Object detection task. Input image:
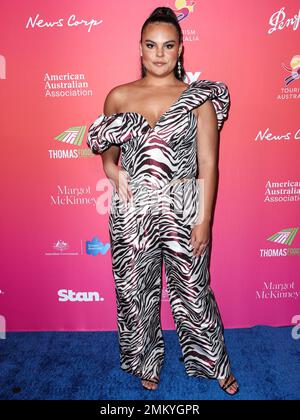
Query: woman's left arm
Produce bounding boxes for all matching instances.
[190,100,219,256]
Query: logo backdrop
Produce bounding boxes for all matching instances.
[0,0,299,331]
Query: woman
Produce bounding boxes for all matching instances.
[87,7,239,395]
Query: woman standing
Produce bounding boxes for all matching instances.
[87,7,239,395]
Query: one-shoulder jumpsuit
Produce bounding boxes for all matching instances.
[87,79,232,384]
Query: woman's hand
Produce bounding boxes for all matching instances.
[189,220,211,257]
[108,165,133,204]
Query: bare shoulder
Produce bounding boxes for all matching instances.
[104,80,145,114]
[103,82,133,115]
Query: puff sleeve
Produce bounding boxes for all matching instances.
[193,80,230,130]
[86,113,134,155]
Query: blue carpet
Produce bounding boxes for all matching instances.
[0,326,299,400]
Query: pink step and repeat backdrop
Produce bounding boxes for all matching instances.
[1,0,299,332]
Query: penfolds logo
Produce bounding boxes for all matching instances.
[268,6,300,34]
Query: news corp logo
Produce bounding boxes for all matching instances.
[25,13,102,33]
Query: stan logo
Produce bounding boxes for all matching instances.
[86,237,110,256]
[267,227,298,245]
[55,126,86,146]
[58,289,104,302]
[282,55,300,86]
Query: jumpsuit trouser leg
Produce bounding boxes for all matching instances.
[159,179,232,380]
[109,193,165,384]
[160,213,232,380]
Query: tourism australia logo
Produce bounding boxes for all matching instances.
[174,0,195,22]
[282,55,300,86]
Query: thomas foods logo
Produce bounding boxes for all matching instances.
[55,126,86,146]
[267,227,298,246]
[260,227,300,257]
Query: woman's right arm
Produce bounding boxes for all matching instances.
[100,87,132,203]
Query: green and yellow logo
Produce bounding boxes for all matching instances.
[267,227,299,245]
[55,126,86,146]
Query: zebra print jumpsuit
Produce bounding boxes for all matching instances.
[87,79,232,383]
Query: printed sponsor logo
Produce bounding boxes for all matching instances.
[58,289,104,302]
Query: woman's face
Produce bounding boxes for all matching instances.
[140,22,182,77]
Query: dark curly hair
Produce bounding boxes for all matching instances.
[140,7,186,81]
